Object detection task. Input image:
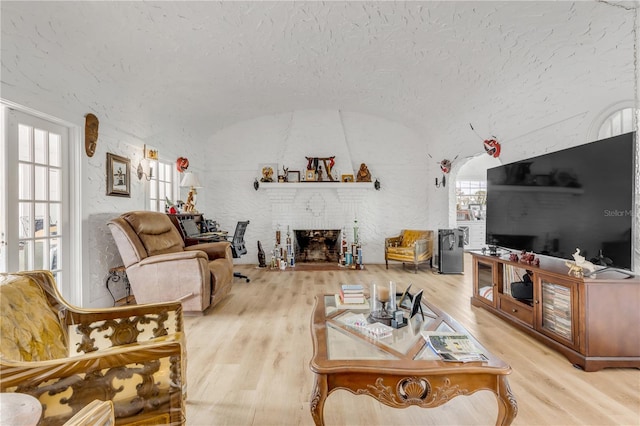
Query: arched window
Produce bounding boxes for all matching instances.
[597,107,635,139]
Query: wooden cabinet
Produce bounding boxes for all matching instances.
[471,251,640,371]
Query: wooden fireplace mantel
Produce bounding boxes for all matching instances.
[259,182,374,203]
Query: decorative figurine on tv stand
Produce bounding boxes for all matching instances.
[519,250,540,266]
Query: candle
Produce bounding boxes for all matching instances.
[377,286,390,302]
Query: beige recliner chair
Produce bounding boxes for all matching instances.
[108,211,233,314]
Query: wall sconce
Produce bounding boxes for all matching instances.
[374,178,381,190]
[181,172,202,213]
[137,160,153,181]
[137,144,157,181]
[435,176,446,188]
[254,178,259,191]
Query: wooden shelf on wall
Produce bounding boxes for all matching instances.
[258,181,375,204]
[258,182,374,189]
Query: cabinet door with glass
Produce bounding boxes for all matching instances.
[473,257,498,307]
[534,273,579,350]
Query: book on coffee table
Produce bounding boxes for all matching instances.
[421,331,488,362]
[334,294,369,309]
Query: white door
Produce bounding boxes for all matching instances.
[1,108,69,290]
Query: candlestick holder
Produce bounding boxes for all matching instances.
[368,281,396,326]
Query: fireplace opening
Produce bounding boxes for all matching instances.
[295,230,341,263]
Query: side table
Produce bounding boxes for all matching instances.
[0,393,42,426]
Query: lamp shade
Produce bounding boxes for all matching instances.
[180,172,201,188]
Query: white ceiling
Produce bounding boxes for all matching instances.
[1,1,637,151]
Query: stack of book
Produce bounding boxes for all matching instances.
[339,284,365,304]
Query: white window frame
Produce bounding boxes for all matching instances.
[148,158,177,212]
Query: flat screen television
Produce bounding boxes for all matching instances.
[486,131,635,271]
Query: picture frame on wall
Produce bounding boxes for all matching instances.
[287,170,301,183]
[106,153,131,197]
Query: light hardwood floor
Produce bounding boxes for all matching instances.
[184,255,640,425]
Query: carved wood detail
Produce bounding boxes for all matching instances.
[75,312,170,354]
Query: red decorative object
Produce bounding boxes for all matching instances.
[509,253,519,262]
[176,157,189,172]
[519,251,539,265]
[439,159,452,174]
[483,139,501,158]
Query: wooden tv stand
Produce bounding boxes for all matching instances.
[470,251,640,372]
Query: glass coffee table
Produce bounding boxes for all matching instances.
[309,294,517,425]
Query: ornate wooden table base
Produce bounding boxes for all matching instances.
[311,372,516,426]
[309,295,517,425]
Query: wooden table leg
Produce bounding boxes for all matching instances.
[310,373,328,426]
[495,375,518,426]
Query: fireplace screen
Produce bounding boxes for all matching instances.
[294,230,341,263]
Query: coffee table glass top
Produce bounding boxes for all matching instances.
[323,294,457,361]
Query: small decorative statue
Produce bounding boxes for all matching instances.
[257,241,267,268]
[356,163,372,182]
[565,248,597,278]
[519,251,539,266]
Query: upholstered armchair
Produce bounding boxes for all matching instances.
[108,211,234,314]
[385,229,435,273]
[0,270,185,425]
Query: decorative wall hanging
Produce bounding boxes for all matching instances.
[470,123,502,158]
[106,153,131,197]
[84,113,99,157]
[428,154,458,188]
[176,157,189,172]
[144,144,158,160]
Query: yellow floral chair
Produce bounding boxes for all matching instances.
[0,270,186,425]
[385,230,435,273]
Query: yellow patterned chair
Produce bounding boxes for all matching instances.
[0,270,186,425]
[385,230,435,273]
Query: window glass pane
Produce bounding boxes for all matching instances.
[50,203,61,236]
[150,179,158,199]
[18,124,32,162]
[49,133,61,167]
[50,238,60,270]
[49,169,61,201]
[19,163,32,199]
[34,129,47,164]
[19,203,32,238]
[621,108,633,132]
[158,162,165,180]
[35,238,49,270]
[611,111,622,136]
[34,166,47,200]
[159,184,166,201]
[35,203,47,237]
[19,240,31,271]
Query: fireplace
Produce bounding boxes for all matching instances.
[295,230,341,263]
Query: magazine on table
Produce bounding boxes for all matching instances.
[421,331,488,362]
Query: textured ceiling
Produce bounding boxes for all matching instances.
[1,1,637,150]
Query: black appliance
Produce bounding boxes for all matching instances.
[486,132,635,271]
[438,228,464,274]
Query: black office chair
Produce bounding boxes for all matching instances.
[227,220,250,282]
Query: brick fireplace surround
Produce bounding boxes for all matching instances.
[260,182,373,263]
